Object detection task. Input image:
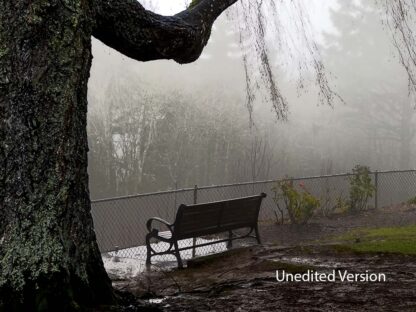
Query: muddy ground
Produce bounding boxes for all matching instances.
[113,205,416,311]
[258,203,416,246]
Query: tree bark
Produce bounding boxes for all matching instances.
[0,1,115,310]
[0,0,237,310]
[92,0,238,63]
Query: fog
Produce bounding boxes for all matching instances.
[87,0,416,199]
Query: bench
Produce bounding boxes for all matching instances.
[145,193,267,268]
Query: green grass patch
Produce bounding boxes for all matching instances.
[329,225,416,255]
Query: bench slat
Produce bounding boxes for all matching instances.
[174,194,264,240]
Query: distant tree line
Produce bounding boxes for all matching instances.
[87,78,277,199]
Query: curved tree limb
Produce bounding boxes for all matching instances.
[92,0,238,64]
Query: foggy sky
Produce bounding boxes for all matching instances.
[87,0,416,195]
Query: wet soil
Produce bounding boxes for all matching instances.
[113,205,416,311]
[258,203,416,246]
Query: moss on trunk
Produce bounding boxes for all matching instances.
[0,0,113,310]
[0,0,236,309]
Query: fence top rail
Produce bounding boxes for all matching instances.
[196,173,353,190]
[91,169,416,204]
[92,187,195,203]
[373,169,416,174]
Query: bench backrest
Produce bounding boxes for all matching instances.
[173,193,266,240]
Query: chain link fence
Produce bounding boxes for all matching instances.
[92,170,416,264]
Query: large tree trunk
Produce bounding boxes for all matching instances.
[0,1,113,310]
[0,0,237,310]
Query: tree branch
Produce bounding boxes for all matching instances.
[92,0,238,64]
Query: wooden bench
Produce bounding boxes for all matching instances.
[145,193,267,268]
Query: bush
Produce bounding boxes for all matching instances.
[407,196,416,205]
[272,180,320,224]
[319,180,343,217]
[334,196,349,214]
[348,165,375,213]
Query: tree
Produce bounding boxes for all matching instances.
[323,0,416,170]
[0,0,238,310]
[105,78,161,195]
[2,0,416,310]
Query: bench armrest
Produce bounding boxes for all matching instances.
[146,217,173,234]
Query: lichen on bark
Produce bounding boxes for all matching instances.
[0,0,113,309]
[0,0,237,310]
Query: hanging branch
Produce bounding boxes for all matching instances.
[228,0,343,122]
[379,0,416,99]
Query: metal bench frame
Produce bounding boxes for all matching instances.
[145,193,267,268]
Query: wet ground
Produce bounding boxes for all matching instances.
[118,245,416,311]
[258,203,416,246]
[111,205,416,311]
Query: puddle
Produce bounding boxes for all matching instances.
[148,297,167,304]
[276,256,346,269]
[103,237,228,278]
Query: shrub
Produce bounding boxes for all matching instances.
[407,196,416,205]
[348,165,375,213]
[319,179,343,217]
[271,184,285,224]
[272,180,320,224]
[334,196,349,214]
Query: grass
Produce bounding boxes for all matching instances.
[330,225,416,255]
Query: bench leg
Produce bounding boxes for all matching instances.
[227,230,233,249]
[255,226,262,245]
[173,240,183,269]
[146,235,152,269]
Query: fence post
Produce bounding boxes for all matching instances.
[173,181,178,215]
[192,185,198,258]
[193,185,198,205]
[374,171,378,210]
